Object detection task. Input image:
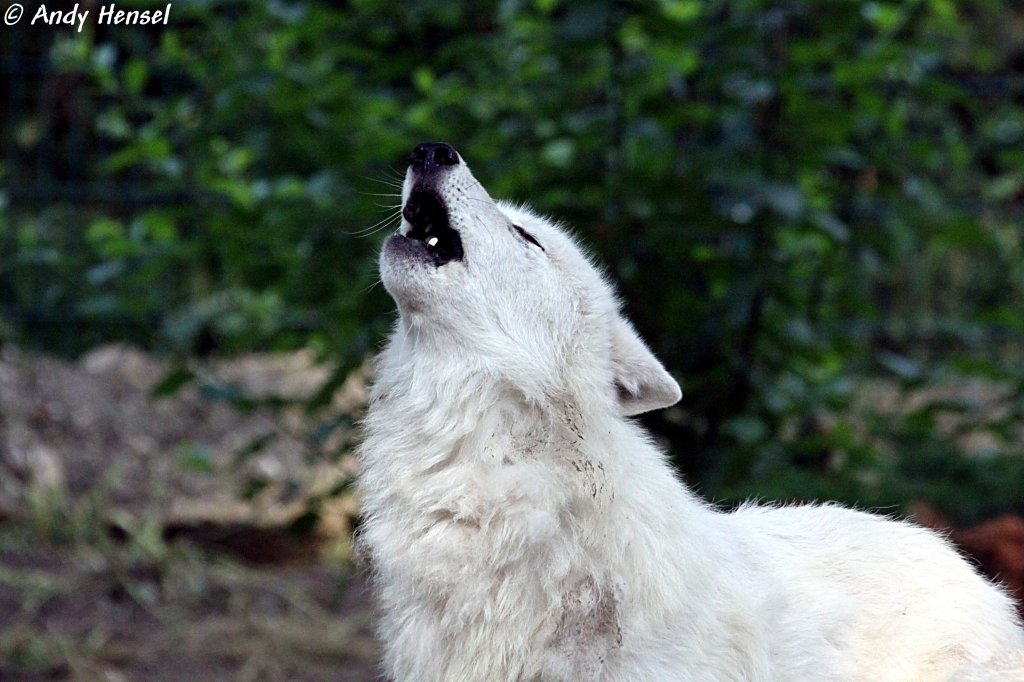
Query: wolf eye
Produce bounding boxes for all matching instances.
[513,224,545,251]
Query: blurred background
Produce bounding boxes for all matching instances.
[2,0,1024,679]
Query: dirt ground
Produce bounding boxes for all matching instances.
[0,345,380,681]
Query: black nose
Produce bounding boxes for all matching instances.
[409,142,459,170]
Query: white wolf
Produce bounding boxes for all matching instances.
[357,142,1024,682]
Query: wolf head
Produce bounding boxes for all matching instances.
[379,142,680,417]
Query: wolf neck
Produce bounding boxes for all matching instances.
[366,326,608,465]
[360,326,717,664]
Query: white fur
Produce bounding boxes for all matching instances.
[358,149,1024,681]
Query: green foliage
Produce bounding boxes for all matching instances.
[3,0,1023,513]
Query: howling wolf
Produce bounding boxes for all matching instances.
[357,142,1024,682]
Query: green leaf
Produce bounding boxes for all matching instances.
[232,433,277,467]
[176,443,214,474]
[151,367,196,398]
[123,58,148,94]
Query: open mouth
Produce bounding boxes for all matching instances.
[401,189,464,266]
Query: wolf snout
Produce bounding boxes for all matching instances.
[409,142,460,171]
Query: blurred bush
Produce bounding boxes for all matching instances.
[2,0,1023,519]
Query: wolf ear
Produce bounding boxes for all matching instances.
[611,316,682,416]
